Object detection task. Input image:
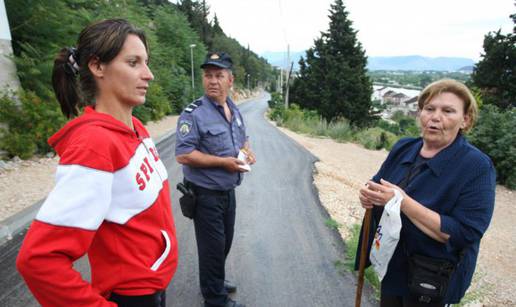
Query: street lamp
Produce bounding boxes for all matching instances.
[189,44,196,101]
[246,74,250,90]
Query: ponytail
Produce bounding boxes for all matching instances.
[52,47,81,118]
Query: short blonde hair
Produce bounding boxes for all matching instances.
[418,79,478,133]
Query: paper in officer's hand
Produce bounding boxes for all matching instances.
[237,150,251,172]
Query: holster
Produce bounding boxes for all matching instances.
[176,181,196,219]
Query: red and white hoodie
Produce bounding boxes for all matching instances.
[16,106,178,307]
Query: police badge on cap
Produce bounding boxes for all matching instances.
[200,52,233,70]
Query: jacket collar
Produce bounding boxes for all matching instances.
[204,95,235,110]
[401,134,465,177]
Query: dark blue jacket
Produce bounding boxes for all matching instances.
[356,134,496,303]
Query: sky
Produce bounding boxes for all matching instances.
[201,0,514,61]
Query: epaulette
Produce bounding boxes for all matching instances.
[184,99,203,113]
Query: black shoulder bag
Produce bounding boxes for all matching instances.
[407,253,456,304]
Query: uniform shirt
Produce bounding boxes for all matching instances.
[175,95,247,191]
[370,135,496,303]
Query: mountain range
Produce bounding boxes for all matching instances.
[260,51,475,72]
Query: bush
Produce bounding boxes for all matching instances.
[268,103,397,151]
[354,127,398,150]
[268,92,283,109]
[326,119,354,142]
[0,91,66,158]
[468,105,516,189]
[377,119,401,135]
[389,111,419,137]
[0,132,36,160]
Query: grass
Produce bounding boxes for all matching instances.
[329,223,382,300]
[345,225,381,296]
[325,218,342,230]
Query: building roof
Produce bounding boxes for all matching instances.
[404,96,419,104]
[392,92,408,99]
[383,90,396,97]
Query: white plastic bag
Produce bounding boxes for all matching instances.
[369,189,403,281]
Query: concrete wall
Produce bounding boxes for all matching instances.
[0,0,11,41]
[0,0,21,92]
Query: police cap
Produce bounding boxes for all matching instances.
[200,52,233,70]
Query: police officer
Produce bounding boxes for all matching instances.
[175,52,256,307]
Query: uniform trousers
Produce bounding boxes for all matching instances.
[192,184,236,307]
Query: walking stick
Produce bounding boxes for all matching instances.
[355,208,372,307]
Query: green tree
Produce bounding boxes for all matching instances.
[6,0,88,100]
[419,74,433,88]
[469,105,516,189]
[2,0,276,159]
[471,3,515,109]
[212,14,224,34]
[176,0,277,89]
[291,0,375,126]
[152,5,206,111]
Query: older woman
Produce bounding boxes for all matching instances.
[356,79,496,306]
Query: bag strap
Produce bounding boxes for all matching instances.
[398,158,427,189]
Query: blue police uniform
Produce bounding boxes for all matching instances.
[175,94,247,307]
[176,95,247,190]
[356,134,496,304]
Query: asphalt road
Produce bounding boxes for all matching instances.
[0,93,375,307]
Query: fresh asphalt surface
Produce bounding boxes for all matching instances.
[0,93,375,307]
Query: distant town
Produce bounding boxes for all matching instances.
[369,69,472,120]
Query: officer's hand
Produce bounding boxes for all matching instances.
[243,148,256,165]
[221,157,248,173]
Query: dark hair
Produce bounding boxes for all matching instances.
[52,19,148,118]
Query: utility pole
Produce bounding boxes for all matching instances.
[279,67,283,96]
[277,71,281,93]
[189,44,196,101]
[285,61,293,109]
[284,44,290,109]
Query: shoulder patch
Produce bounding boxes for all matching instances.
[184,99,203,113]
[179,120,193,137]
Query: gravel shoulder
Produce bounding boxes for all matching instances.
[274,124,515,307]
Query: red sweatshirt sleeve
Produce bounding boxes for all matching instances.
[16,146,116,306]
[17,221,116,307]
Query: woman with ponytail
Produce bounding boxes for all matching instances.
[16,19,178,307]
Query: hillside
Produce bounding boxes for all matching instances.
[367,55,474,71]
[261,52,475,72]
